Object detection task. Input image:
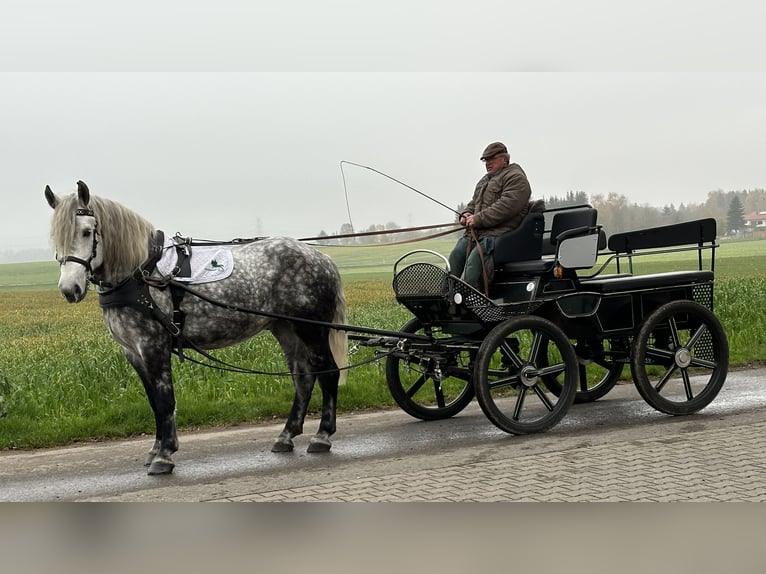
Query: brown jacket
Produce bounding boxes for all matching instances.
[464,163,532,239]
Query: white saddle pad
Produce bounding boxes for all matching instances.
[155,236,234,283]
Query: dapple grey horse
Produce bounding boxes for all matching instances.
[46,181,347,475]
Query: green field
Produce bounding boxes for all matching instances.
[0,238,764,449]
[4,237,765,288]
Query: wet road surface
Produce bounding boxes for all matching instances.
[1,367,764,501]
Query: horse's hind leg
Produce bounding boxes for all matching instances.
[271,368,315,453]
[271,324,340,454]
[307,366,339,453]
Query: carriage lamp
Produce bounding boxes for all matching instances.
[554,264,564,279]
[454,292,463,305]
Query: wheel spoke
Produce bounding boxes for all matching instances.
[528,331,544,365]
[645,345,674,364]
[532,384,555,411]
[687,323,709,349]
[668,316,682,348]
[487,373,521,390]
[535,362,567,379]
[654,363,678,393]
[500,339,524,369]
[681,368,694,400]
[689,357,717,369]
[405,373,428,398]
[594,357,615,370]
[512,387,528,420]
[578,364,588,392]
[433,379,446,408]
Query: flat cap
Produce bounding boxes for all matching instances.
[480,142,508,160]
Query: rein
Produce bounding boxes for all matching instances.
[96,253,432,378]
[145,278,425,377]
[79,215,450,378]
[164,222,462,249]
[299,222,461,245]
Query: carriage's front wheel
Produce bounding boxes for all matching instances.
[385,318,476,421]
[631,300,729,416]
[474,316,578,435]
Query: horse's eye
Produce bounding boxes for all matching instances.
[83,229,92,238]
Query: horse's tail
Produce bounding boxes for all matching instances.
[329,286,349,385]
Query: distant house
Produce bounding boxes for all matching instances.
[744,211,766,238]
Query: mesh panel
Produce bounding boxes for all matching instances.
[694,326,716,362]
[452,279,542,322]
[393,263,450,298]
[691,282,715,360]
[394,263,542,325]
[692,283,714,310]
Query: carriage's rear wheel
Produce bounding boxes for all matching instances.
[474,316,578,435]
[540,338,624,403]
[631,300,729,416]
[385,318,475,421]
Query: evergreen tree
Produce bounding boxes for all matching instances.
[726,195,746,235]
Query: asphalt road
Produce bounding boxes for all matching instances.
[1,367,765,502]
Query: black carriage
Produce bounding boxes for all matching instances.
[373,205,728,435]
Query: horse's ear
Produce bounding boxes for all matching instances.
[45,185,59,209]
[76,180,90,206]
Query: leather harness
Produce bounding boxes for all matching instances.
[96,230,192,360]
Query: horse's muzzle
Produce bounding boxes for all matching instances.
[60,282,86,303]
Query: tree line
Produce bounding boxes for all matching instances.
[567,188,766,238]
[315,188,766,245]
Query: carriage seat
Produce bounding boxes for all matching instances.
[494,206,600,277]
[583,218,717,292]
[493,208,545,267]
[584,270,714,293]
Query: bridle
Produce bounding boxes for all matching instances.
[57,207,100,277]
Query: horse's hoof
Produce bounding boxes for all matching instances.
[271,438,294,453]
[307,437,332,453]
[147,458,175,475]
[144,452,156,467]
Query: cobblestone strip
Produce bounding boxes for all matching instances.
[224,422,766,502]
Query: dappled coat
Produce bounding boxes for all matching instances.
[464,163,532,239]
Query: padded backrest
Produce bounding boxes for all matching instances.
[541,207,598,255]
[493,211,545,266]
[550,208,598,244]
[607,218,717,253]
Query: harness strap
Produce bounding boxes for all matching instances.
[62,255,93,273]
[169,284,187,361]
[98,230,187,355]
[171,235,193,278]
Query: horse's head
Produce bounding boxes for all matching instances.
[45,180,103,303]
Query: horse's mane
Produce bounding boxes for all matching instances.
[50,194,155,279]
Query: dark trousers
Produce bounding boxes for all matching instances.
[448,235,495,289]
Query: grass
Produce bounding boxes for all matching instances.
[0,238,764,449]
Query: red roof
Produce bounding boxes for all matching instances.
[744,211,766,221]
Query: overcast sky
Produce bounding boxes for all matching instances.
[1,2,764,252]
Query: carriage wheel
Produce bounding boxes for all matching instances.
[631,300,729,416]
[540,338,624,403]
[385,318,475,421]
[474,316,578,435]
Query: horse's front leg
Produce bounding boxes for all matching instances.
[121,341,178,475]
[144,385,178,475]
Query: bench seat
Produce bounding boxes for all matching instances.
[583,270,713,293]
